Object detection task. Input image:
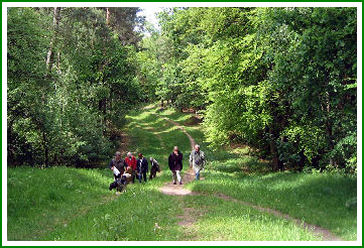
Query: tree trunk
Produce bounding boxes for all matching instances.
[99,98,107,133]
[269,140,279,171]
[7,118,15,164]
[46,7,61,73]
[106,8,111,26]
[56,51,61,73]
[268,125,283,172]
[42,131,49,168]
[323,90,336,167]
[103,98,107,130]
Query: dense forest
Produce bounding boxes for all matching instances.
[8,7,145,167]
[7,7,357,173]
[139,7,357,173]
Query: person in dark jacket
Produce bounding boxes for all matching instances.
[137,153,149,183]
[108,151,126,191]
[109,151,125,175]
[168,146,183,185]
[149,157,160,180]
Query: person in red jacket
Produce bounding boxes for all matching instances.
[124,152,137,183]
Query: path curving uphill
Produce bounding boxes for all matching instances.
[157,113,342,241]
[158,115,197,196]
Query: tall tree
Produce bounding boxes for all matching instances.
[8,7,144,167]
[138,7,357,173]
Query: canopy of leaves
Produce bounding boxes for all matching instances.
[8,7,144,167]
[138,7,357,173]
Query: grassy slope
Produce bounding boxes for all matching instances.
[7,105,355,241]
[8,108,188,241]
[7,167,114,240]
[157,107,357,241]
[182,195,318,241]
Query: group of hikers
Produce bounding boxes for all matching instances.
[108,144,206,191]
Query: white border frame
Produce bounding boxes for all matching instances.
[2,2,362,246]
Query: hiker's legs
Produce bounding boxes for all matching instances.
[176,170,182,183]
[193,167,200,180]
[143,171,147,182]
[172,170,177,183]
[138,172,142,183]
[132,170,135,183]
[195,170,200,180]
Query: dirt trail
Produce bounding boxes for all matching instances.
[157,113,342,241]
[159,116,197,196]
[161,117,196,150]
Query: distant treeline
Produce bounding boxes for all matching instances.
[138,7,357,173]
[7,7,145,167]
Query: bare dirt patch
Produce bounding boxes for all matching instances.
[176,206,207,240]
[177,207,196,227]
[160,168,199,196]
[160,183,196,196]
[184,116,203,126]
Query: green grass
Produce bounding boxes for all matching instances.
[7,166,113,240]
[187,171,357,240]
[7,106,190,241]
[45,179,185,241]
[182,195,320,241]
[156,107,357,241]
[7,105,357,241]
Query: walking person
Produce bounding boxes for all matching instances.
[168,146,183,185]
[137,153,149,183]
[124,152,137,183]
[108,151,126,191]
[149,157,160,180]
[189,144,205,180]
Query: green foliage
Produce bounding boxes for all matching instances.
[138,7,357,173]
[9,106,354,241]
[279,123,327,166]
[170,108,357,240]
[7,105,193,241]
[7,7,143,167]
[9,6,357,172]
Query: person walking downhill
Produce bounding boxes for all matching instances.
[189,144,205,180]
[168,146,183,185]
[136,153,148,183]
[124,152,137,183]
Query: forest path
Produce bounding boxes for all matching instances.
[155,109,342,241]
[159,114,196,196]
